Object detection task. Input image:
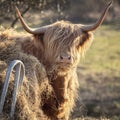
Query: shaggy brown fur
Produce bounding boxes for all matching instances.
[40,21,93,119]
[0,30,53,120]
[0,21,93,120]
[23,21,93,119]
[22,21,93,119]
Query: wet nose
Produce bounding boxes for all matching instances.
[59,55,72,63]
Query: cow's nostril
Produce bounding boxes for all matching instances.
[60,55,64,60]
[60,55,71,61]
[68,56,71,60]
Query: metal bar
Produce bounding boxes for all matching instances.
[0,60,25,117]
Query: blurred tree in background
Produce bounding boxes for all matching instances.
[0,0,119,27]
[66,0,119,23]
[0,0,69,27]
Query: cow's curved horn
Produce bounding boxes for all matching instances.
[15,7,51,34]
[81,1,112,32]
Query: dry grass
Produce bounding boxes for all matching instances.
[0,31,53,120]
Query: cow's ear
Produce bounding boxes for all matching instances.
[33,34,45,51]
[78,32,93,54]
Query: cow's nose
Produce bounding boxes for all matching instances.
[59,55,72,63]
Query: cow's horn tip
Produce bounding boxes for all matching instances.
[15,6,21,17]
[108,1,113,7]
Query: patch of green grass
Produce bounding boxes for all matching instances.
[80,25,120,76]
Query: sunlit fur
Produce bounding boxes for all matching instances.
[0,30,53,120]
[22,21,93,119]
[0,20,93,119]
[43,21,93,70]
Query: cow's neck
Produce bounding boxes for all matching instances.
[47,69,72,105]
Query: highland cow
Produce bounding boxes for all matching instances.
[0,1,112,120]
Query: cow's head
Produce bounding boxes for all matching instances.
[16,1,112,74]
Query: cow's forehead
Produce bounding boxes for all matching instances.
[44,21,82,46]
[50,21,82,33]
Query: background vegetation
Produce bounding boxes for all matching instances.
[0,0,120,120]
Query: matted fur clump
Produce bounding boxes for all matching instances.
[0,30,53,120]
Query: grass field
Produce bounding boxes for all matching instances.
[73,24,120,120]
[80,25,120,75]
